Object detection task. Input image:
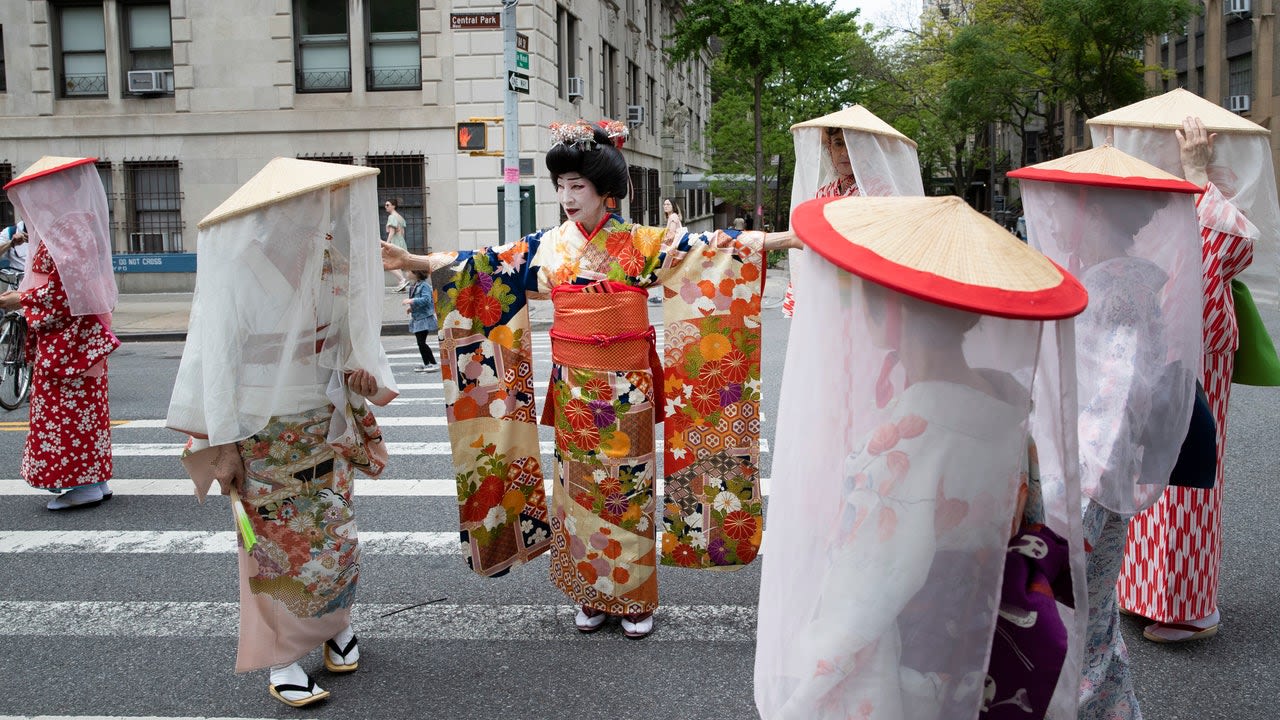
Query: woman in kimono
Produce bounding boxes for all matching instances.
[167,158,398,707]
[780,105,924,317]
[756,194,1088,720]
[1011,144,1205,719]
[1090,100,1264,643]
[0,157,119,510]
[382,119,798,639]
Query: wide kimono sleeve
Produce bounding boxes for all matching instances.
[651,227,768,569]
[20,249,120,378]
[1198,181,1257,357]
[433,232,553,577]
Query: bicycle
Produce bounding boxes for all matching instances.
[0,268,32,410]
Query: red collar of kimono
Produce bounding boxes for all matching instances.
[575,213,620,241]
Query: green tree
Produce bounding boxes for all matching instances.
[669,0,869,231]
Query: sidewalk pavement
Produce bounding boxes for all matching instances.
[111,270,792,342]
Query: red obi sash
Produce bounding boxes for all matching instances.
[540,281,664,426]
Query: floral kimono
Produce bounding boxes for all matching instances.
[21,242,120,490]
[434,215,765,613]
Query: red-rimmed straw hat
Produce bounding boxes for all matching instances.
[1008,144,1203,193]
[791,194,1087,320]
[3,156,98,190]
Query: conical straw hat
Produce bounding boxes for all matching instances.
[3,156,97,191]
[791,195,1087,320]
[791,105,916,147]
[1008,144,1202,193]
[200,157,380,228]
[1087,88,1268,135]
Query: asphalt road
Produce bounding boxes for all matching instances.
[0,303,1277,720]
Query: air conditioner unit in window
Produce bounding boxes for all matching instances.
[567,76,585,100]
[627,104,645,126]
[127,69,174,95]
[129,232,166,253]
[1229,94,1251,113]
[1227,0,1251,14]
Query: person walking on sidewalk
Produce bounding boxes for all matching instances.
[403,269,439,372]
[167,158,398,708]
[384,197,411,292]
[0,157,120,511]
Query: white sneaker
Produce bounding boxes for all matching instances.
[47,484,105,511]
[413,365,430,373]
[425,363,439,372]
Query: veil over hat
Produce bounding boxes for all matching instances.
[1011,145,1203,515]
[1088,88,1278,302]
[757,195,1087,720]
[785,106,926,317]
[167,158,397,449]
[4,156,117,317]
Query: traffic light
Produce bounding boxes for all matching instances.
[456,122,487,151]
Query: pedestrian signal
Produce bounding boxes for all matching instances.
[457,122,487,151]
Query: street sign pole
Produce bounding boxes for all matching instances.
[502,0,520,244]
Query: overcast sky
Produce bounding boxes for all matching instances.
[832,0,922,32]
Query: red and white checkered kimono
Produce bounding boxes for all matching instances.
[780,176,859,317]
[1117,182,1255,622]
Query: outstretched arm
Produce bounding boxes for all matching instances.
[381,241,457,273]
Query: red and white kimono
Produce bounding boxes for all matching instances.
[781,176,858,317]
[20,242,119,490]
[1118,182,1256,621]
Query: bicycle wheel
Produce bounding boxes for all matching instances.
[0,315,27,411]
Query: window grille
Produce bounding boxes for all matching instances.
[0,164,12,229]
[295,0,351,92]
[95,160,115,243]
[122,159,184,253]
[297,153,355,165]
[368,154,427,253]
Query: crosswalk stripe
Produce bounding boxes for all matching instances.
[0,476,775,497]
[0,601,756,642]
[110,417,449,429]
[0,530,464,555]
[108,439,770,457]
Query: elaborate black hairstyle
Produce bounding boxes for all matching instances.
[546,125,629,201]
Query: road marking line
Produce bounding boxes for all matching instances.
[107,439,769,457]
[0,601,757,642]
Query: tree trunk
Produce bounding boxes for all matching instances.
[754,72,765,232]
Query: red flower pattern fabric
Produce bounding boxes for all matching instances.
[19,243,119,490]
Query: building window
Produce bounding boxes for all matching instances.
[297,153,355,165]
[368,154,426,253]
[556,6,578,100]
[648,75,656,134]
[59,5,108,97]
[295,0,351,92]
[367,0,418,90]
[629,166,648,225]
[646,168,659,225]
[602,41,617,117]
[123,160,183,253]
[1229,54,1253,100]
[123,4,172,71]
[1073,111,1085,146]
[1,26,7,93]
